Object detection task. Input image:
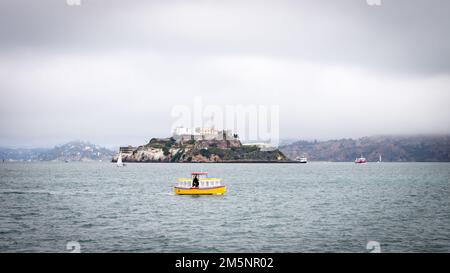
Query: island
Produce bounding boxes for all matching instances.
[112,128,293,163]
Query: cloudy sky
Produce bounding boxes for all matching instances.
[0,0,449,148]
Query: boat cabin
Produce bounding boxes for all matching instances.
[176,172,223,189]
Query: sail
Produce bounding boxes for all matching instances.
[117,152,123,166]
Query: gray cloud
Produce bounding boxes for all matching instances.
[1,0,449,74]
[0,0,449,147]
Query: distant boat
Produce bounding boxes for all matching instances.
[296,154,308,163]
[378,154,382,163]
[117,152,126,167]
[355,155,367,164]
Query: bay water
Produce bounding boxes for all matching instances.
[0,162,449,252]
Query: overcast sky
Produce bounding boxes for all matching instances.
[1,0,449,148]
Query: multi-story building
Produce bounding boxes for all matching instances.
[119,145,136,154]
[172,127,235,141]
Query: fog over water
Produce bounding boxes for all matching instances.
[1,0,449,148]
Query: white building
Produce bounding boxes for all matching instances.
[173,127,234,140]
[173,127,193,136]
[242,142,276,151]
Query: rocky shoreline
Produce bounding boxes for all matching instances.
[111,160,301,164]
[113,137,291,163]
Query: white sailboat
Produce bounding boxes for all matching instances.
[117,152,125,167]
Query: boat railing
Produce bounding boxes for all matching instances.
[176,178,223,188]
[177,178,222,181]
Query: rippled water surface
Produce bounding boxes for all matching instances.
[0,162,449,252]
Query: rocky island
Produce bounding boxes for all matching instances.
[113,131,291,163]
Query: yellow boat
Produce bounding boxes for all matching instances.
[174,172,226,195]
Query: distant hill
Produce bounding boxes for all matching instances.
[0,148,48,162]
[279,135,450,162]
[0,141,114,162]
[39,141,115,161]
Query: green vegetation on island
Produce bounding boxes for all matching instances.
[113,137,289,163]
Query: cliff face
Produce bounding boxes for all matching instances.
[280,135,450,162]
[113,137,289,163]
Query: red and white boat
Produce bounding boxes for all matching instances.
[355,156,367,164]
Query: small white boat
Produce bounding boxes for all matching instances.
[296,154,308,163]
[355,155,367,164]
[117,152,126,167]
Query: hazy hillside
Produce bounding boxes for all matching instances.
[280,135,450,162]
[0,148,48,162]
[1,141,114,162]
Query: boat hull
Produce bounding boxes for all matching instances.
[174,186,226,195]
